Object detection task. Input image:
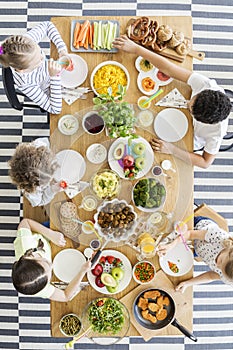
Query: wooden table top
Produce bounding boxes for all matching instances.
[32,15,194,338]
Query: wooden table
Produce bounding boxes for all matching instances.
[30,16,194,339]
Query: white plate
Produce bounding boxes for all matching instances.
[61,54,88,88]
[54,149,86,184]
[58,114,79,135]
[90,61,130,97]
[86,143,107,164]
[87,249,132,294]
[53,249,86,283]
[108,136,154,179]
[159,243,193,277]
[154,108,188,142]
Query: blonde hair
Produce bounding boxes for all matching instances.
[222,237,233,280]
[0,35,37,69]
[8,143,58,193]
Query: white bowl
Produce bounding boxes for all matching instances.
[59,313,82,337]
[132,260,156,284]
[82,111,105,135]
[90,61,130,97]
[58,114,79,135]
[86,143,107,164]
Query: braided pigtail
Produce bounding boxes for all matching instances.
[0,35,36,69]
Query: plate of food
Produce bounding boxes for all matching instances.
[82,297,130,345]
[54,149,86,184]
[108,136,154,180]
[132,177,166,212]
[135,56,173,95]
[154,108,188,142]
[87,249,132,294]
[70,19,120,52]
[159,243,193,277]
[60,54,88,88]
[90,61,130,97]
[53,249,86,283]
[58,114,79,135]
[94,199,137,242]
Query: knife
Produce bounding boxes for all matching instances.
[91,238,109,266]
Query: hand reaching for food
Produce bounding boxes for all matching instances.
[175,281,189,293]
[157,241,176,257]
[112,34,139,54]
[150,138,173,154]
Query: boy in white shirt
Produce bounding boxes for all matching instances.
[113,35,232,169]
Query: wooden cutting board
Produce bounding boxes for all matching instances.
[159,46,205,63]
[120,270,193,341]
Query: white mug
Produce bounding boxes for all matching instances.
[161,160,176,173]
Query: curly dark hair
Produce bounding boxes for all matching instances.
[192,90,232,124]
[8,143,58,193]
[12,257,48,295]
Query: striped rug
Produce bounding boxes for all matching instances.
[0,0,232,349]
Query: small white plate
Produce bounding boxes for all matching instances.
[58,115,79,135]
[53,249,86,283]
[54,149,86,184]
[154,108,188,142]
[61,54,88,88]
[159,243,193,277]
[86,143,107,164]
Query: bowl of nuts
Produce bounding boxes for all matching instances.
[94,199,137,242]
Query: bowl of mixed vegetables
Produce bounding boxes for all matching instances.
[82,297,130,345]
[132,177,166,212]
[132,261,156,284]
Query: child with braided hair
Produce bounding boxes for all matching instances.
[0,21,68,114]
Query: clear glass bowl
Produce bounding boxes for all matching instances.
[82,297,130,345]
[90,169,121,200]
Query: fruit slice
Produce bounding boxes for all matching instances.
[91,263,103,276]
[135,157,145,170]
[101,273,117,287]
[106,284,118,293]
[95,276,105,288]
[133,142,146,155]
[113,143,125,160]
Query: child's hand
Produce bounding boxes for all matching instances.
[48,58,62,77]
[157,241,176,257]
[59,50,68,58]
[175,281,189,293]
[49,230,66,247]
[112,34,139,54]
[150,138,174,155]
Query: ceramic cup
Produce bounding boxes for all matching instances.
[161,159,176,173]
[79,195,98,211]
[59,55,74,71]
[152,165,167,177]
[137,96,151,110]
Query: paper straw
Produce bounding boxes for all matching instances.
[175,223,189,251]
[179,213,195,226]
[141,88,164,107]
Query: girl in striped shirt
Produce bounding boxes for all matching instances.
[0,21,67,114]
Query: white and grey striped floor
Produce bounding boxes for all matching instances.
[0,1,232,349]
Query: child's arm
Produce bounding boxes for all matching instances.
[157,228,207,257]
[24,181,61,207]
[113,35,191,83]
[175,271,221,293]
[18,218,66,247]
[49,260,92,302]
[25,21,67,54]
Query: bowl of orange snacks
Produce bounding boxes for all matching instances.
[133,261,156,284]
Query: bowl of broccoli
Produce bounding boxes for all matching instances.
[132,177,166,212]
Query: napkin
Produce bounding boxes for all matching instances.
[62,87,89,105]
[155,88,188,108]
[64,181,89,199]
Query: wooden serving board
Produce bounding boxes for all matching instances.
[159,46,205,63]
[120,270,193,341]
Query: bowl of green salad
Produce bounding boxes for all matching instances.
[82,297,130,345]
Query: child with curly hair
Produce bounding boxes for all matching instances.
[0,21,68,114]
[12,218,91,301]
[157,218,233,292]
[113,35,232,169]
[9,138,60,207]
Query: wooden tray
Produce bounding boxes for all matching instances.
[120,270,192,341]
